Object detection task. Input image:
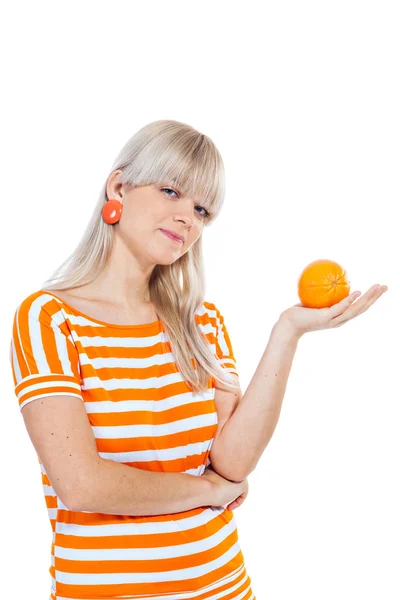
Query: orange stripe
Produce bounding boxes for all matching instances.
[10,291,253,599]
[55,509,234,550]
[55,550,245,598]
[79,379,210,403]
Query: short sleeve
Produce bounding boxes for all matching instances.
[10,293,83,411]
[209,303,239,379]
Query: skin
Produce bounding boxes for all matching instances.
[280,284,389,339]
[71,169,208,311]
[228,283,389,511]
[64,169,389,512]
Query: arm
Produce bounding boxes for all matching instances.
[211,284,388,481]
[75,457,216,515]
[19,390,217,516]
[210,319,300,482]
[11,294,216,517]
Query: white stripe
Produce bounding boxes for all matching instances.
[54,565,247,600]
[185,465,207,476]
[17,373,215,414]
[14,304,30,376]
[13,296,77,381]
[215,316,231,358]
[56,575,251,600]
[78,332,166,348]
[79,352,176,368]
[40,295,108,328]
[56,542,242,585]
[72,323,214,348]
[188,576,251,600]
[78,343,215,369]
[19,391,83,411]
[56,311,107,328]
[98,439,214,462]
[92,412,217,439]
[203,306,217,318]
[10,337,22,383]
[55,515,237,561]
[82,371,190,391]
[203,305,235,365]
[48,298,212,328]
[217,359,238,373]
[83,389,214,414]
[46,507,58,520]
[56,505,228,536]
[197,321,214,335]
[30,297,72,374]
[16,377,81,400]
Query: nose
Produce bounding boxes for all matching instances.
[173,200,197,227]
[174,215,194,229]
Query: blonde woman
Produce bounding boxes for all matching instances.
[10,119,387,600]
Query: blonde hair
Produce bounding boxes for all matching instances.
[41,119,240,394]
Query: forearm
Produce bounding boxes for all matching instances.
[212,319,301,481]
[71,458,216,516]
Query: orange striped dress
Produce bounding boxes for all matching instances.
[10,290,255,600]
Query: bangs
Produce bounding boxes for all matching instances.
[153,138,223,215]
[119,123,226,220]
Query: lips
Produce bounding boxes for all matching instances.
[160,229,185,243]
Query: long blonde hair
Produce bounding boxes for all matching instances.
[41,119,240,393]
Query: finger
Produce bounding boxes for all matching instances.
[327,290,362,318]
[227,493,246,511]
[329,284,384,318]
[232,493,247,509]
[330,285,387,327]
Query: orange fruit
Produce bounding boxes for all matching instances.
[298,259,351,308]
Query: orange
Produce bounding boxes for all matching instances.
[297,259,351,308]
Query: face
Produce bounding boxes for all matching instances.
[106,170,209,266]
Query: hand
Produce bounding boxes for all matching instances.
[278,284,388,338]
[202,465,249,510]
[225,486,249,511]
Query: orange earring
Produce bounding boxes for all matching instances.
[102,199,122,224]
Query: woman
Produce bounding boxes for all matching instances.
[10,119,387,600]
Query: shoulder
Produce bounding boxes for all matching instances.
[202,300,217,313]
[201,301,224,326]
[196,300,218,323]
[195,301,221,344]
[13,290,65,322]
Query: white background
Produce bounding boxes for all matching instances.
[1,1,399,598]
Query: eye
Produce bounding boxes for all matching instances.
[161,187,178,198]
[195,205,210,218]
[161,187,210,218]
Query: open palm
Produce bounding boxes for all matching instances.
[279,284,388,337]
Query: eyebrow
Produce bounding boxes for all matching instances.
[164,178,183,192]
[163,178,203,205]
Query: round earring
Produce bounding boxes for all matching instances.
[102,199,122,224]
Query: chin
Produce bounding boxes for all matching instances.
[152,247,182,265]
[157,255,182,266]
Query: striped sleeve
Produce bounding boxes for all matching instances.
[10,294,83,411]
[210,303,239,378]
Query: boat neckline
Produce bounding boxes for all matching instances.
[39,290,162,330]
